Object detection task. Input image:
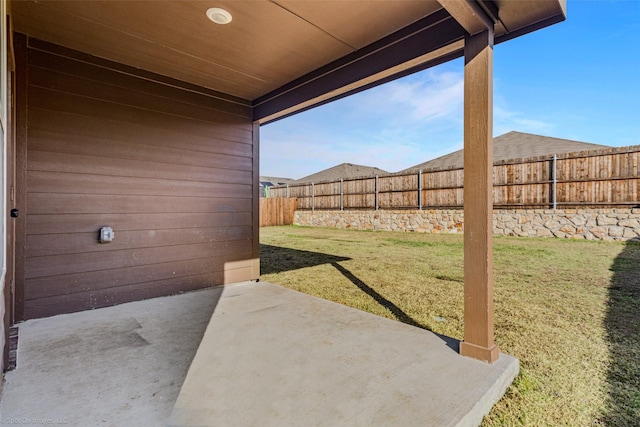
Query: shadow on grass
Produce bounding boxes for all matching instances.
[260,244,425,329]
[331,262,460,352]
[260,243,460,352]
[600,238,640,426]
[260,244,350,274]
[330,262,424,329]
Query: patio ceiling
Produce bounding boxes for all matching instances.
[12,0,565,123]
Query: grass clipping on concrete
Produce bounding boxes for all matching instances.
[260,225,639,427]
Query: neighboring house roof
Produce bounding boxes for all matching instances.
[296,163,389,184]
[259,176,296,187]
[401,131,609,173]
[259,176,296,197]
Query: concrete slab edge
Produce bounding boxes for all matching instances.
[455,355,520,427]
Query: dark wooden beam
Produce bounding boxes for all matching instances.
[438,0,495,35]
[253,9,466,123]
[478,1,500,25]
[495,13,566,44]
[259,49,463,126]
[253,4,565,125]
[460,28,499,363]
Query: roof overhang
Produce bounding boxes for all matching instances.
[11,0,566,124]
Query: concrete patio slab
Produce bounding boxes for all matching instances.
[0,281,518,427]
[169,281,518,427]
[0,286,223,426]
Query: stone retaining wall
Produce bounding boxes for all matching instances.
[294,208,640,241]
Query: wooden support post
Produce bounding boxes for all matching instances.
[552,154,557,210]
[460,28,499,363]
[418,170,423,210]
[375,176,379,210]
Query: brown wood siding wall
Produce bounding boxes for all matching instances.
[16,35,258,319]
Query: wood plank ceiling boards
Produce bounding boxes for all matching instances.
[11,0,566,123]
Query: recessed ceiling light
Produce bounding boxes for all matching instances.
[206,7,232,25]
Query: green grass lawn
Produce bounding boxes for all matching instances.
[260,225,640,426]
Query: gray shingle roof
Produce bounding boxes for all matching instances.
[259,176,296,187]
[400,131,609,173]
[296,163,389,184]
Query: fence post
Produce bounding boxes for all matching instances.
[340,178,343,211]
[418,170,423,210]
[552,154,557,210]
[312,182,315,211]
[375,175,379,210]
[286,184,289,198]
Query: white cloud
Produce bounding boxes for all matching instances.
[354,69,464,124]
[493,94,555,137]
[260,66,468,177]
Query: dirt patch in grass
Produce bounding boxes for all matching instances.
[260,226,639,426]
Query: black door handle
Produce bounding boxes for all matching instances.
[10,209,18,218]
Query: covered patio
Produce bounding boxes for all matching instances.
[1,281,518,426]
[0,0,566,425]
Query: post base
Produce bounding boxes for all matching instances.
[460,341,500,363]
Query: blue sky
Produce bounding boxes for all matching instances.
[260,0,640,179]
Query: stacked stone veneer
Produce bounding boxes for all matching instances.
[294,208,640,241]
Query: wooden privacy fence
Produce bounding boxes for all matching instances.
[269,146,639,210]
[260,198,297,226]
